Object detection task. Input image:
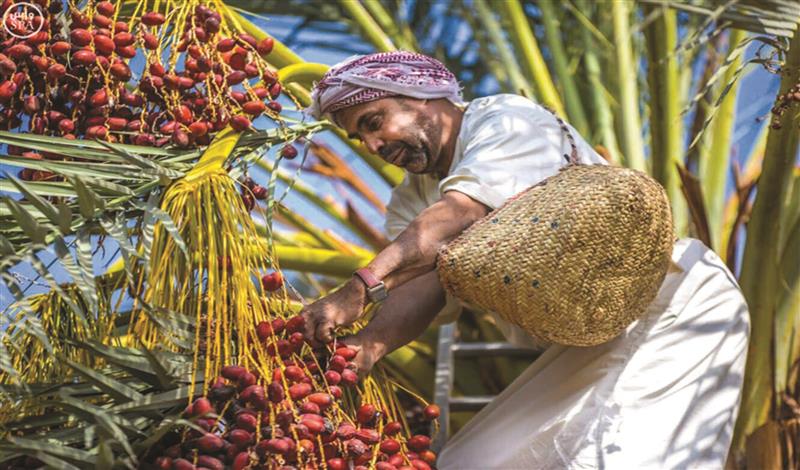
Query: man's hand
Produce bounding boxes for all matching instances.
[301,277,367,345]
[338,271,448,377]
[338,337,381,378]
[302,190,487,348]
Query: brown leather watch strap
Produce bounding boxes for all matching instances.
[353,268,388,302]
[354,268,380,288]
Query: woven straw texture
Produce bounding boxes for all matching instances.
[437,164,675,347]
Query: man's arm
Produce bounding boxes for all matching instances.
[302,190,489,344]
[344,270,447,376]
[368,190,490,290]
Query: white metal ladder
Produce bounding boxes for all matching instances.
[431,321,541,453]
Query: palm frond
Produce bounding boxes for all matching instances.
[641,0,800,38]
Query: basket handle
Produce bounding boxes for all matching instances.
[542,105,580,166]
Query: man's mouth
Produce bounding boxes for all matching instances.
[388,147,405,166]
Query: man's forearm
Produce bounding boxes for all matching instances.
[356,271,447,360]
[367,192,490,291]
[300,191,486,346]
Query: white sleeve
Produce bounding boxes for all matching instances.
[439,98,601,209]
[384,175,421,241]
[384,178,464,324]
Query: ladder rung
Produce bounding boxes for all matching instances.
[449,395,495,412]
[452,342,540,358]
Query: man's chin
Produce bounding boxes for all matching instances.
[403,154,431,174]
[405,162,429,174]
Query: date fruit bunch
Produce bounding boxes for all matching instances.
[139,314,440,470]
[0,0,282,182]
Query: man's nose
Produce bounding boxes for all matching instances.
[363,136,383,155]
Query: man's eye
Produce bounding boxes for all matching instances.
[368,117,381,131]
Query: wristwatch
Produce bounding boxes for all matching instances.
[353,267,388,303]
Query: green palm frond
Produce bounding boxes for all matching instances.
[641,0,800,38]
[0,341,197,469]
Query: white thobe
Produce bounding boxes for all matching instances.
[384,94,750,469]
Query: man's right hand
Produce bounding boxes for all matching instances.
[301,277,367,346]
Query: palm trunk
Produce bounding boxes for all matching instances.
[702,30,747,251]
[362,0,419,51]
[472,0,535,99]
[611,0,646,172]
[339,0,397,52]
[643,5,689,235]
[497,0,566,116]
[576,0,623,164]
[539,0,590,135]
[733,30,800,451]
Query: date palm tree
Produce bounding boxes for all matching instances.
[1,0,798,468]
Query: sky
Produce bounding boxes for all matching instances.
[0,9,794,314]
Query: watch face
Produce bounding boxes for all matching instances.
[367,283,388,302]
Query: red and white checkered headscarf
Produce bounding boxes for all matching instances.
[306,51,463,124]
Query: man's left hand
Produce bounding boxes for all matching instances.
[301,277,367,345]
[338,336,382,379]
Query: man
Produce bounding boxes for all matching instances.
[302,51,750,469]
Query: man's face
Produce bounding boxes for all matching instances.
[335,98,442,175]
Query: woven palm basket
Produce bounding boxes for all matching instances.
[437,163,675,347]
